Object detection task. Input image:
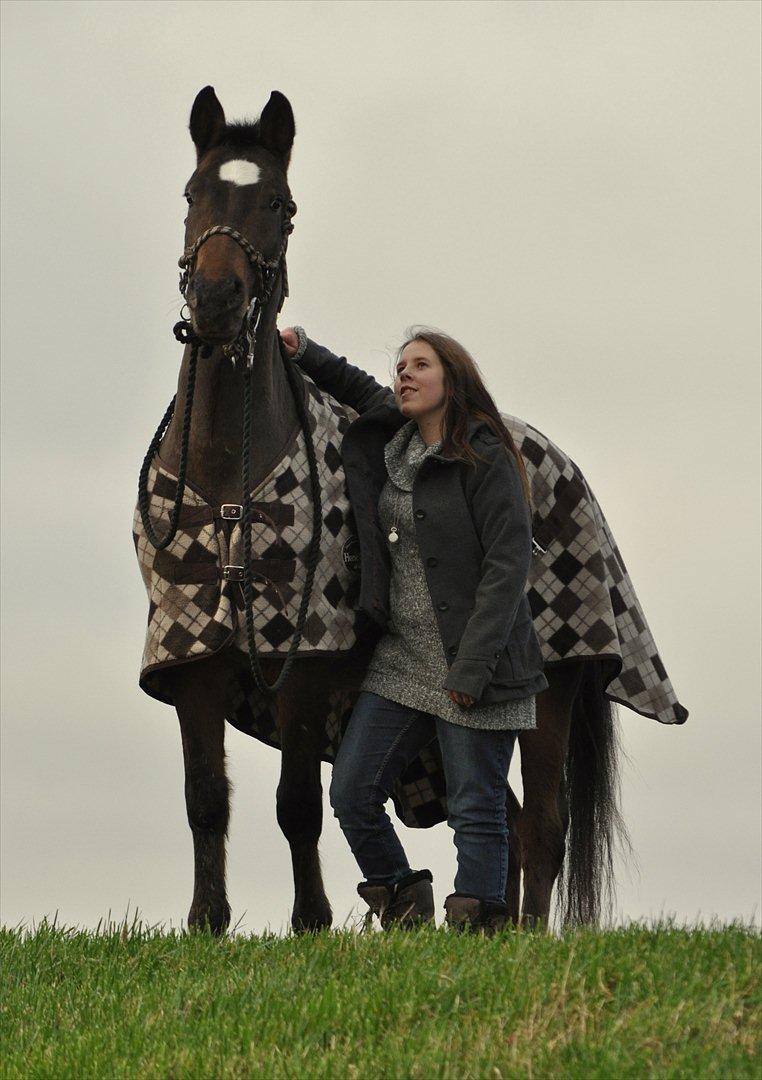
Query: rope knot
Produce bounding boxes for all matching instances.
[173,320,212,358]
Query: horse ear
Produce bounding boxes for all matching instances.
[258,91,295,167]
[189,86,226,162]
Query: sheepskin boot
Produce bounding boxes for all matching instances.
[357,869,434,929]
[443,892,509,936]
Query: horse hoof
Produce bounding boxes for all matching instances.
[188,900,231,936]
[521,913,548,932]
[291,900,333,934]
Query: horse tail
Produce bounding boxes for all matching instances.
[557,658,634,927]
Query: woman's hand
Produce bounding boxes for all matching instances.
[448,689,475,708]
[280,327,299,357]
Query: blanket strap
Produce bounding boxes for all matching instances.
[177,503,295,530]
[532,507,567,555]
[153,550,296,587]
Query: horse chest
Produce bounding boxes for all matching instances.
[134,372,363,698]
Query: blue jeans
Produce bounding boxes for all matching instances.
[329,691,517,903]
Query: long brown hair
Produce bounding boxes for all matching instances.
[395,327,533,510]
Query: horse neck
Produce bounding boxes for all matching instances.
[161,297,300,504]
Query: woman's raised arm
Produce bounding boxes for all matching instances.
[280,327,395,415]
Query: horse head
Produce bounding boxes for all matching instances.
[181,86,297,347]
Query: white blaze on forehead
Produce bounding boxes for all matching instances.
[218,159,261,186]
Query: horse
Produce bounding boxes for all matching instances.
[135,86,678,935]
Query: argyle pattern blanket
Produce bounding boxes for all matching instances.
[133,372,363,702]
[135,378,688,829]
[504,412,688,730]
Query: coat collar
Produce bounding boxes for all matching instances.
[384,420,443,490]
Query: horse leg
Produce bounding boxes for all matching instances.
[516,661,584,929]
[275,664,333,933]
[169,657,232,935]
[504,784,522,925]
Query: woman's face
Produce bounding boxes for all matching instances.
[393,339,448,420]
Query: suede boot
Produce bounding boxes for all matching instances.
[357,869,434,929]
[443,892,509,936]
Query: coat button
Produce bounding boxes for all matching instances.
[494,650,501,658]
[414,509,426,519]
[426,556,438,567]
[437,601,449,611]
[447,645,457,656]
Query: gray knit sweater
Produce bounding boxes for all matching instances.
[360,420,537,730]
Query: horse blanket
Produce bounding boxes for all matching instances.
[133,371,363,701]
[134,373,688,828]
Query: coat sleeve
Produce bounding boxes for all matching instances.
[441,440,533,701]
[294,338,396,414]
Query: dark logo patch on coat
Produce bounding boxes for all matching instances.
[342,535,361,574]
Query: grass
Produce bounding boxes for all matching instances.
[1,917,759,1079]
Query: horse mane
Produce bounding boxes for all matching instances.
[219,122,263,151]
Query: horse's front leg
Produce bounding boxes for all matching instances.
[276,667,333,933]
[169,658,232,935]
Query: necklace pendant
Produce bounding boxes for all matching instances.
[388,525,399,544]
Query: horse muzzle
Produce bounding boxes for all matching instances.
[186,274,249,345]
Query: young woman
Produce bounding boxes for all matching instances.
[280,325,549,932]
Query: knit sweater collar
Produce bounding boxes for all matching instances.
[384,420,444,492]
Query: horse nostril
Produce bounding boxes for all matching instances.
[225,277,245,310]
[223,277,245,309]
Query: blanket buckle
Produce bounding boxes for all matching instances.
[221,504,243,520]
[223,565,245,581]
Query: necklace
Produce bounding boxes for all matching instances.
[387,484,401,544]
[385,428,441,544]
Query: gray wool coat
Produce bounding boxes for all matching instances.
[294,339,549,704]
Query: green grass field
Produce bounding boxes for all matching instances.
[1,919,759,1079]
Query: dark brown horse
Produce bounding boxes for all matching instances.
[138,86,629,934]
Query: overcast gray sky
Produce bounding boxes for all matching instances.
[1,0,760,934]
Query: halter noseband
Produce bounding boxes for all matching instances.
[176,203,297,354]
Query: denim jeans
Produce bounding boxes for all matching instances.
[329,691,518,903]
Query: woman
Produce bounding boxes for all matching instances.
[280,325,549,933]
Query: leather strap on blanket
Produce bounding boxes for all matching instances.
[177,503,295,530]
[153,550,296,586]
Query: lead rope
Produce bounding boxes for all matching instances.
[137,330,202,550]
[239,302,323,696]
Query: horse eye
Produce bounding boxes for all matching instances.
[184,193,193,206]
[270,196,284,211]
[286,200,297,216]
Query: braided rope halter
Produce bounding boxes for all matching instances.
[138,202,327,698]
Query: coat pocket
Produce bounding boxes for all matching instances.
[504,606,543,681]
[493,647,522,685]
[507,640,529,680]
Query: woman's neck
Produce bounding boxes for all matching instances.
[416,411,445,447]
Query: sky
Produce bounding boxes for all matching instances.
[1,0,760,935]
